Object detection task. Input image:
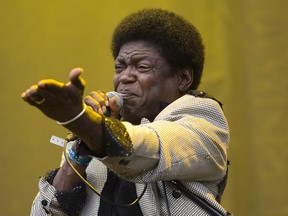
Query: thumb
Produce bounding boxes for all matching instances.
[108,95,122,119]
[109,96,121,112]
[67,67,86,90]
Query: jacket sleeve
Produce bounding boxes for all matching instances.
[30,169,87,216]
[100,95,229,183]
[31,177,66,216]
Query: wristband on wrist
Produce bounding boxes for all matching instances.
[68,148,93,166]
[56,104,87,125]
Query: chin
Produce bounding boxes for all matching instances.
[121,110,141,125]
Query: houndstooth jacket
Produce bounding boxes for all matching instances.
[31,94,230,216]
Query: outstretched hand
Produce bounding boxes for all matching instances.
[21,68,86,122]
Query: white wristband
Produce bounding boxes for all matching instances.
[56,104,87,125]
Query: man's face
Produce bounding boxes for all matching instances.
[113,41,181,124]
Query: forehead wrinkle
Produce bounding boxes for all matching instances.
[117,49,156,62]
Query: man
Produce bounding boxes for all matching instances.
[22,8,230,216]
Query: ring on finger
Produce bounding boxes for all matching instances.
[34,98,46,105]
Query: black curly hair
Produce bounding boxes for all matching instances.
[111,8,205,90]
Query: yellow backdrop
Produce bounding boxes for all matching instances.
[0,0,287,215]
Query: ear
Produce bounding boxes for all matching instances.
[178,68,193,92]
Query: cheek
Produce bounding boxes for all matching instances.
[141,82,163,103]
[139,78,158,96]
[113,75,119,90]
[146,77,178,101]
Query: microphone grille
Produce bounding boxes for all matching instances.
[106,91,123,109]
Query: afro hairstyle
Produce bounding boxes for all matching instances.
[111,8,205,89]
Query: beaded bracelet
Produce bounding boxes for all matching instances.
[68,148,93,166]
[56,104,87,125]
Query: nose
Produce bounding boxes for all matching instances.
[118,66,136,84]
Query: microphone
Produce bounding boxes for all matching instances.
[105,91,123,117]
[106,91,123,110]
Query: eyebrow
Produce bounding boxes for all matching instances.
[116,52,156,63]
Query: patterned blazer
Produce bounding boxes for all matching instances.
[31,94,230,216]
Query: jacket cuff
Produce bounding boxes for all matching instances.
[42,168,88,216]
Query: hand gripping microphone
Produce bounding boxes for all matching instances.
[106,91,123,110]
[105,91,123,117]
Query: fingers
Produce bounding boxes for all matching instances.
[108,95,121,112]
[37,79,65,92]
[21,85,43,106]
[84,90,121,119]
[68,67,86,90]
[22,79,65,106]
[84,90,109,114]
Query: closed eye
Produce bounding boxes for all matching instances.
[137,64,151,72]
[115,64,126,73]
